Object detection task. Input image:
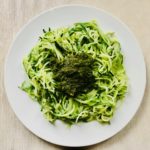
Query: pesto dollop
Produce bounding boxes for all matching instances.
[54,53,95,97]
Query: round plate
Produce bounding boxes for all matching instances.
[4,5,146,147]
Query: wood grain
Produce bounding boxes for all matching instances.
[0,0,150,149]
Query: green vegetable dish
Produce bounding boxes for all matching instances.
[20,20,128,125]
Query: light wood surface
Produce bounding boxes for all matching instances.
[0,0,150,149]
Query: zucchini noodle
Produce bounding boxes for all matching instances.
[20,20,128,124]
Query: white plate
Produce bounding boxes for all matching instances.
[4,5,146,147]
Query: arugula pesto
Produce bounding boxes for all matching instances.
[53,53,95,97]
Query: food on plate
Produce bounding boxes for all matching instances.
[20,20,128,125]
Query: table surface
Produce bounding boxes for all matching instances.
[0,0,150,149]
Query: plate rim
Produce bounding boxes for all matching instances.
[4,4,146,147]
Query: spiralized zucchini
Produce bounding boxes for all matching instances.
[21,20,128,125]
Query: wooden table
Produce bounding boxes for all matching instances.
[0,0,150,149]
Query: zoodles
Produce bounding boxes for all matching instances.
[20,20,128,124]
